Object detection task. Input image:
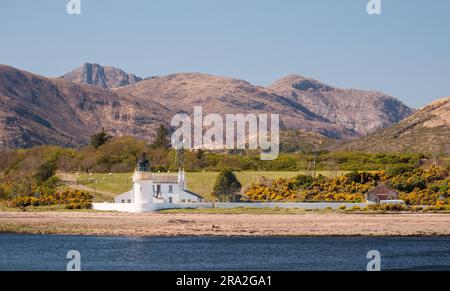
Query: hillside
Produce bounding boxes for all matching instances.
[338,97,450,153]
[116,73,358,139]
[0,65,170,148]
[0,63,414,149]
[116,72,411,139]
[269,75,413,136]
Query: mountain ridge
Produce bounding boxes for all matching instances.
[269,74,413,136]
[0,63,416,149]
[337,96,450,153]
[0,64,170,149]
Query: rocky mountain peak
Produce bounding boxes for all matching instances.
[269,75,413,136]
[272,75,333,92]
[62,63,142,89]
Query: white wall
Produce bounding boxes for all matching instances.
[215,202,368,210]
[114,191,133,203]
[93,202,369,213]
[93,202,211,213]
[178,190,202,203]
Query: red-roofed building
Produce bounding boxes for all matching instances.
[365,185,398,203]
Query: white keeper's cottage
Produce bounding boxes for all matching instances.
[93,154,204,213]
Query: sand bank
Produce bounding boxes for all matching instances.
[1,211,449,237]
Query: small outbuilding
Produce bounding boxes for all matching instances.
[365,185,398,204]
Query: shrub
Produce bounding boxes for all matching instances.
[291,175,314,189]
[338,205,347,210]
[366,204,382,211]
[11,190,93,209]
[345,172,361,184]
[425,205,450,212]
[11,196,40,207]
[381,204,405,211]
[65,202,91,210]
[387,165,415,177]
[411,206,423,212]
[35,160,57,184]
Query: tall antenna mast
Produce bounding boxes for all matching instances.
[175,139,185,171]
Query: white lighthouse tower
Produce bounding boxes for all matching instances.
[94,153,203,212]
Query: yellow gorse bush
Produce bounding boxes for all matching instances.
[245,166,449,205]
[11,189,93,209]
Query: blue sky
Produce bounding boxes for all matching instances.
[0,0,449,108]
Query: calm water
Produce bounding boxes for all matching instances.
[0,234,449,271]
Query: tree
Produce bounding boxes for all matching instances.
[151,124,171,150]
[212,170,242,202]
[56,150,76,173]
[90,128,112,149]
[0,150,18,172]
[291,175,314,189]
[35,159,57,184]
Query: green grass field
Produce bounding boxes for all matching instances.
[76,171,348,201]
[76,173,133,194]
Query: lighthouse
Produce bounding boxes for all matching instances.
[94,153,204,212]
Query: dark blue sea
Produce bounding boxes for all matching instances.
[0,234,449,271]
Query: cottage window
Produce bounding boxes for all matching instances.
[181,199,185,203]
[169,185,173,193]
[127,199,131,203]
[169,197,173,203]
[121,199,125,203]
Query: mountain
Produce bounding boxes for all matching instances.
[338,97,450,153]
[0,64,414,149]
[62,63,142,89]
[116,72,412,139]
[115,73,357,139]
[0,65,170,149]
[269,75,413,136]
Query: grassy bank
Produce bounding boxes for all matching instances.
[76,171,349,201]
[159,207,450,215]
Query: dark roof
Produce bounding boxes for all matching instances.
[366,185,397,196]
[182,189,204,200]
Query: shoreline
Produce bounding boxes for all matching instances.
[1,211,450,237]
[2,232,450,238]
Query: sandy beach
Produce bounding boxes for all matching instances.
[0,211,450,237]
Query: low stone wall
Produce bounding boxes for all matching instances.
[93,202,368,213]
[215,202,368,210]
[93,203,142,213]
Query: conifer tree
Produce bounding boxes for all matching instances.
[212,169,242,202]
[151,124,171,150]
